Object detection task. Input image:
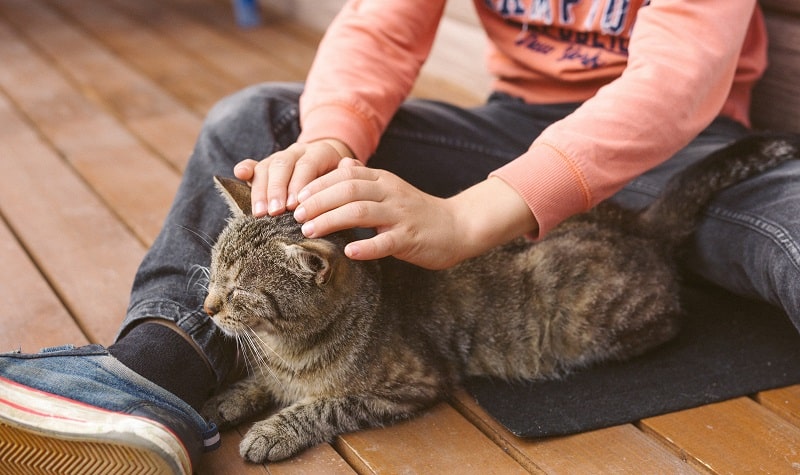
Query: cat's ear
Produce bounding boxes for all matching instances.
[213,176,252,217]
[282,240,339,286]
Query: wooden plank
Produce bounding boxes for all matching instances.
[250,430,357,475]
[0,7,179,245]
[197,425,357,474]
[258,0,344,33]
[5,1,798,473]
[417,5,490,105]
[641,397,800,474]
[335,402,530,474]
[451,391,700,474]
[170,0,320,80]
[0,90,142,345]
[0,0,193,171]
[444,0,482,27]
[756,385,800,428]
[45,0,239,117]
[0,217,89,351]
[410,73,485,108]
[172,0,479,109]
[106,0,305,87]
[1,0,199,172]
[197,431,269,475]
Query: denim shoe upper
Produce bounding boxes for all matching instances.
[0,344,220,459]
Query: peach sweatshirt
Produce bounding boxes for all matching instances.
[297,0,767,237]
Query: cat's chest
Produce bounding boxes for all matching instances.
[254,334,356,402]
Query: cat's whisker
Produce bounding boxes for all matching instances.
[237,333,264,381]
[235,333,260,378]
[193,264,211,281]
[246,324,293,370]
[238,331,262,369]
[245,333,278,381]
[187,264,211,293]
[174,224,215,250]
[240,328,286,389]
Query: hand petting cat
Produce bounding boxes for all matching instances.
[233,138,351,216]
[235,142,538,270]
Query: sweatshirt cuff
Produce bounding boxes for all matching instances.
[490,142,592,238]
[297,103,378,162]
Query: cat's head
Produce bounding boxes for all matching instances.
[204,176,375,340]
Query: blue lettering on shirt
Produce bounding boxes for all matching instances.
[484,0,638,68]
[529,0,554,24]
[560,0,581,24]
[601,0,630,34]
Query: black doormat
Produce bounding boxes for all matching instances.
[463,283,800,437]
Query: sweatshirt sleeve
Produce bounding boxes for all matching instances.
[297,0,447,161]
[491,0,762,237]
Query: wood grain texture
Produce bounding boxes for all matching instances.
[641,397,800,474]
[0,219,89,350]
[0,88,142,345]
[335,402,530,474]
[452,391,701,474]
[0,3,180,244]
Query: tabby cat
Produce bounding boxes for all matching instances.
[201,134,798,463]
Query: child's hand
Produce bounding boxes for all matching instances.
[233,139,353,217]
[293,159,538,269]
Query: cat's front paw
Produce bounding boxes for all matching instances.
[201,393,251,429]
[240,418,312,463]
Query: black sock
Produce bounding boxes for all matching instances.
[108,322,216,412]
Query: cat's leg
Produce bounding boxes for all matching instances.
[201,376,274,429]
[239,392,433,463]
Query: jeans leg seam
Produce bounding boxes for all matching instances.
[704,205,800,275]
[271,106,299,139]
[125,299,205,334]
[619,181,800,275]
[623,179,661,198]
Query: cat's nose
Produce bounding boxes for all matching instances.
[203,296,219,316]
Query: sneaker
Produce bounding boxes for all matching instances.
[0,344,220,474]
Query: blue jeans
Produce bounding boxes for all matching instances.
[122,82,800,385]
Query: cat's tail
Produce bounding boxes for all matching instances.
[637,133,800,247]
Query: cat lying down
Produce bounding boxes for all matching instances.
[201,134,798,463]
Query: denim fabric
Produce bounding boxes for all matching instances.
[122,82,800,388]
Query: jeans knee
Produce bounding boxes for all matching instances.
[199,82,303,163]
[689,208,800,330]
[760,231,800,329]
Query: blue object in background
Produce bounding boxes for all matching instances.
[233,0,262,28]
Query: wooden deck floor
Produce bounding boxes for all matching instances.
[0,0,798,473]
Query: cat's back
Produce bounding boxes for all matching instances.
[390,217,680,381]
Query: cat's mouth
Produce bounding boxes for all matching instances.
[209,314,236,335]
[210,310,280,339]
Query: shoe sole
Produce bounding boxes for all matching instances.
[0,376,191,475]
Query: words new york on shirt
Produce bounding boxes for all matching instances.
[482,0,651,67]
